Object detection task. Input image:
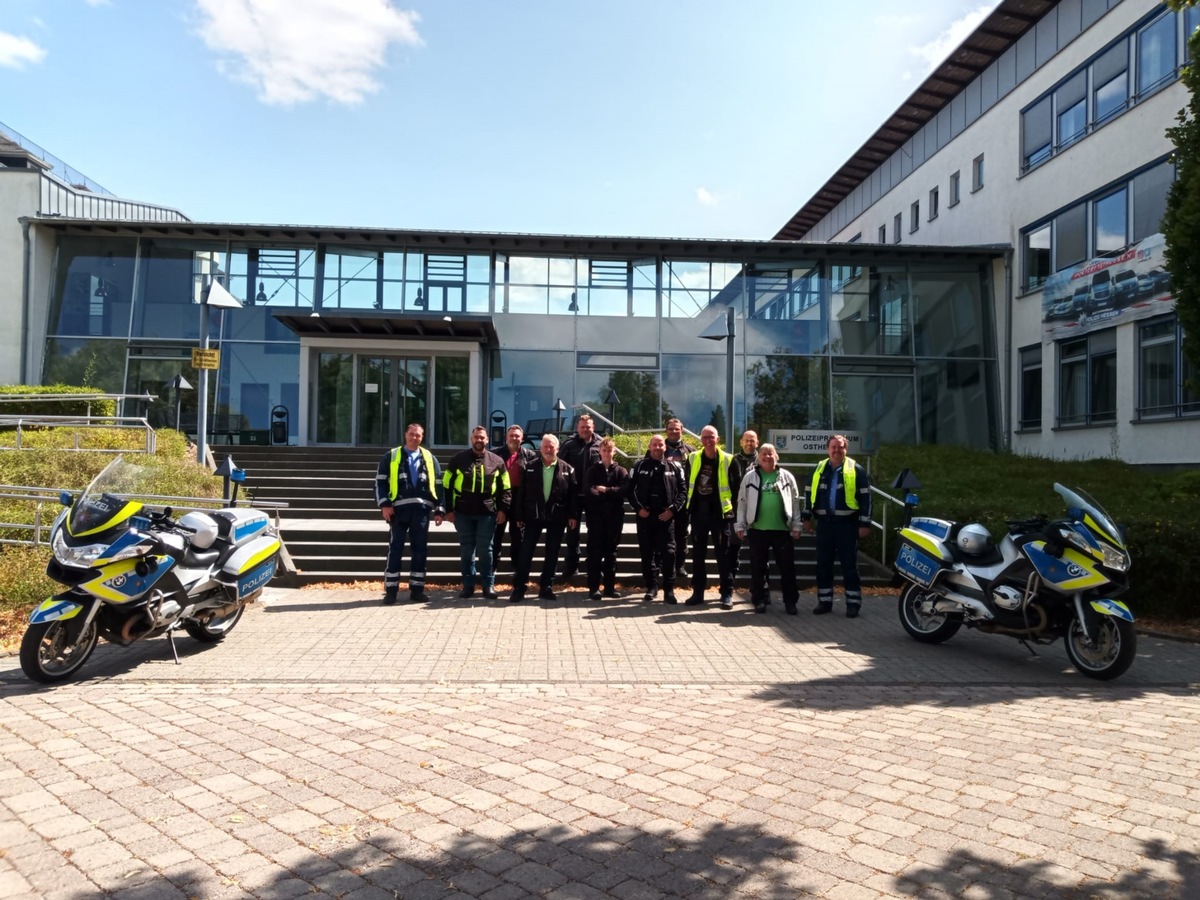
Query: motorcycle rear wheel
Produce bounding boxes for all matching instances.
[183,603,244,643]
[1064,614,1136,680]
[20,619,99,684]
[898,583,963,644]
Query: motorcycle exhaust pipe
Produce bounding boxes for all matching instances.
[928,590,994,620]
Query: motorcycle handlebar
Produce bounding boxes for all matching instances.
[1006,514,1048,535]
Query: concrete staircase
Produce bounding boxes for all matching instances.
[216,445,891,589]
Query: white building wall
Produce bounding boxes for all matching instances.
[812,0,1196,465]
[0,170,41,385]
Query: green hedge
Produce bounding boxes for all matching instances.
[0,384,117,417]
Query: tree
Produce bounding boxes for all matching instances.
[597,372,669,430]
[1164,1,1200,371]
[747,353,830,433]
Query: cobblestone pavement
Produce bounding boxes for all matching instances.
[2,585,1199,898]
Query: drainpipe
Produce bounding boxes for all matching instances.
[1002,249,1014,452]
[19,217,31,384]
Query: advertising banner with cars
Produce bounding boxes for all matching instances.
[1042,232,1174,340]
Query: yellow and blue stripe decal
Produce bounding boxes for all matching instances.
[1026,543,1108,591]
[233,539,281,575]
[82,555,173,603]
[897,528,950,561]
[67,499,144,538]
[93,529,153,566]
[29,597,84,624]
[1090,598,1134,622]
[1083,512,1125,550]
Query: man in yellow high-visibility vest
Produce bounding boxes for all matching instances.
[683,425,738,610]
[374,423,444,604]
[801,434,872,618]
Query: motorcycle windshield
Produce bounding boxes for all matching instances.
[68,456,147,536]
[1054,483,1122,544]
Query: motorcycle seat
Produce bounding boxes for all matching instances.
[183,548,222,568]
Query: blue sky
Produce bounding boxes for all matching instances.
[1,0,998,239]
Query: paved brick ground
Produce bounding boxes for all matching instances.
[2,585,1199,898]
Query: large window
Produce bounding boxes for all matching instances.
[1020,9,1188,173]
[1019,345,1042,430]
[1138,316,1200,419]
[1058,330,1116,427]
[1021,160,1173,289]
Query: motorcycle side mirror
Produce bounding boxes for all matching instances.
[59,490,73,507]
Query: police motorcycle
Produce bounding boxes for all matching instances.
[20,456,282,684]
[893,482,1135,680]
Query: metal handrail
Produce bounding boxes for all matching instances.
[0,414,158,454]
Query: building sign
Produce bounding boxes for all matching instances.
[191,348,220,369]
[1042,232,1174,340]
[768,430,871,456]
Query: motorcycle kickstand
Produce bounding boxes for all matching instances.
[1018,638,1039,658]
[166,624,182,665]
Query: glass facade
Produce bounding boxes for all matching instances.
[39,230,999,451]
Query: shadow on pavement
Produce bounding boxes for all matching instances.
[893,840,1198,899]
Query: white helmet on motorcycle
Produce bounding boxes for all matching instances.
[957,523,991,555]
[178,511,219,550]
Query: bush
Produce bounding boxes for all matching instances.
[0,384,117,417]
[868,443,1198,619]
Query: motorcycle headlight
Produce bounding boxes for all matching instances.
[1101,542,1129,573]
[52,529,107,568]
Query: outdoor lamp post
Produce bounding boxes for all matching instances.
[699,306,736,437]
[196,278,243,465]
[553,398,566,434]
[603,387,619,433]
[165,374,193,431]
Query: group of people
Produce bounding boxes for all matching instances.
[373,416,871,616]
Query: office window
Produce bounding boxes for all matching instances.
[1056,71,1087,149]
[1139,316,1200,418]
[1023,224,1051,290]
[910,201,920,234]
[1093,41,1129,124]
[878,224,887,244]
[1019,345,1042,430]
[929,187,939,221]
[1132,162,1173,241]
[1022,96,1052,169]
[1093,188,1128,255]
[972,155,985,192]
[1056,203,1087,270]
[1058,329,1116,427]
[949,171,961,206]
[893,213,902,244]
[1138,13,1177,97]
[1020,160,1173,287]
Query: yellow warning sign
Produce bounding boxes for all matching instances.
[191,348,220,370]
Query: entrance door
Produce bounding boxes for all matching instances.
[356,355,429,446]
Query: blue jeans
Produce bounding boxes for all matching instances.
[455,513,497,589]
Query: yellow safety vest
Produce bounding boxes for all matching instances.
[687,450,733,515]
[388,446,439,503]
[810,457,859,510]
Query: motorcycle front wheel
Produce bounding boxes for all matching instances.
[183,603,244,643]
[20,619,100,684]
[898,583,963,644]
[1064,614,1136,680]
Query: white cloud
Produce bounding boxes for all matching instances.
[0,32,46,69]
[695,187,718,208]
[193,0,422,106]
[909,4,998,73]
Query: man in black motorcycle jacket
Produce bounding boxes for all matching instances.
[509,433,579,602]
[626,434,687,604]
[802,434,871,618]
[558,413,602,579]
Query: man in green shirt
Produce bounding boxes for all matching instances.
[735,443,803,614]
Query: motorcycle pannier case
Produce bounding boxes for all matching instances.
[211,509,270,548]
[219,535,281,600]
[895,517,954,589]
